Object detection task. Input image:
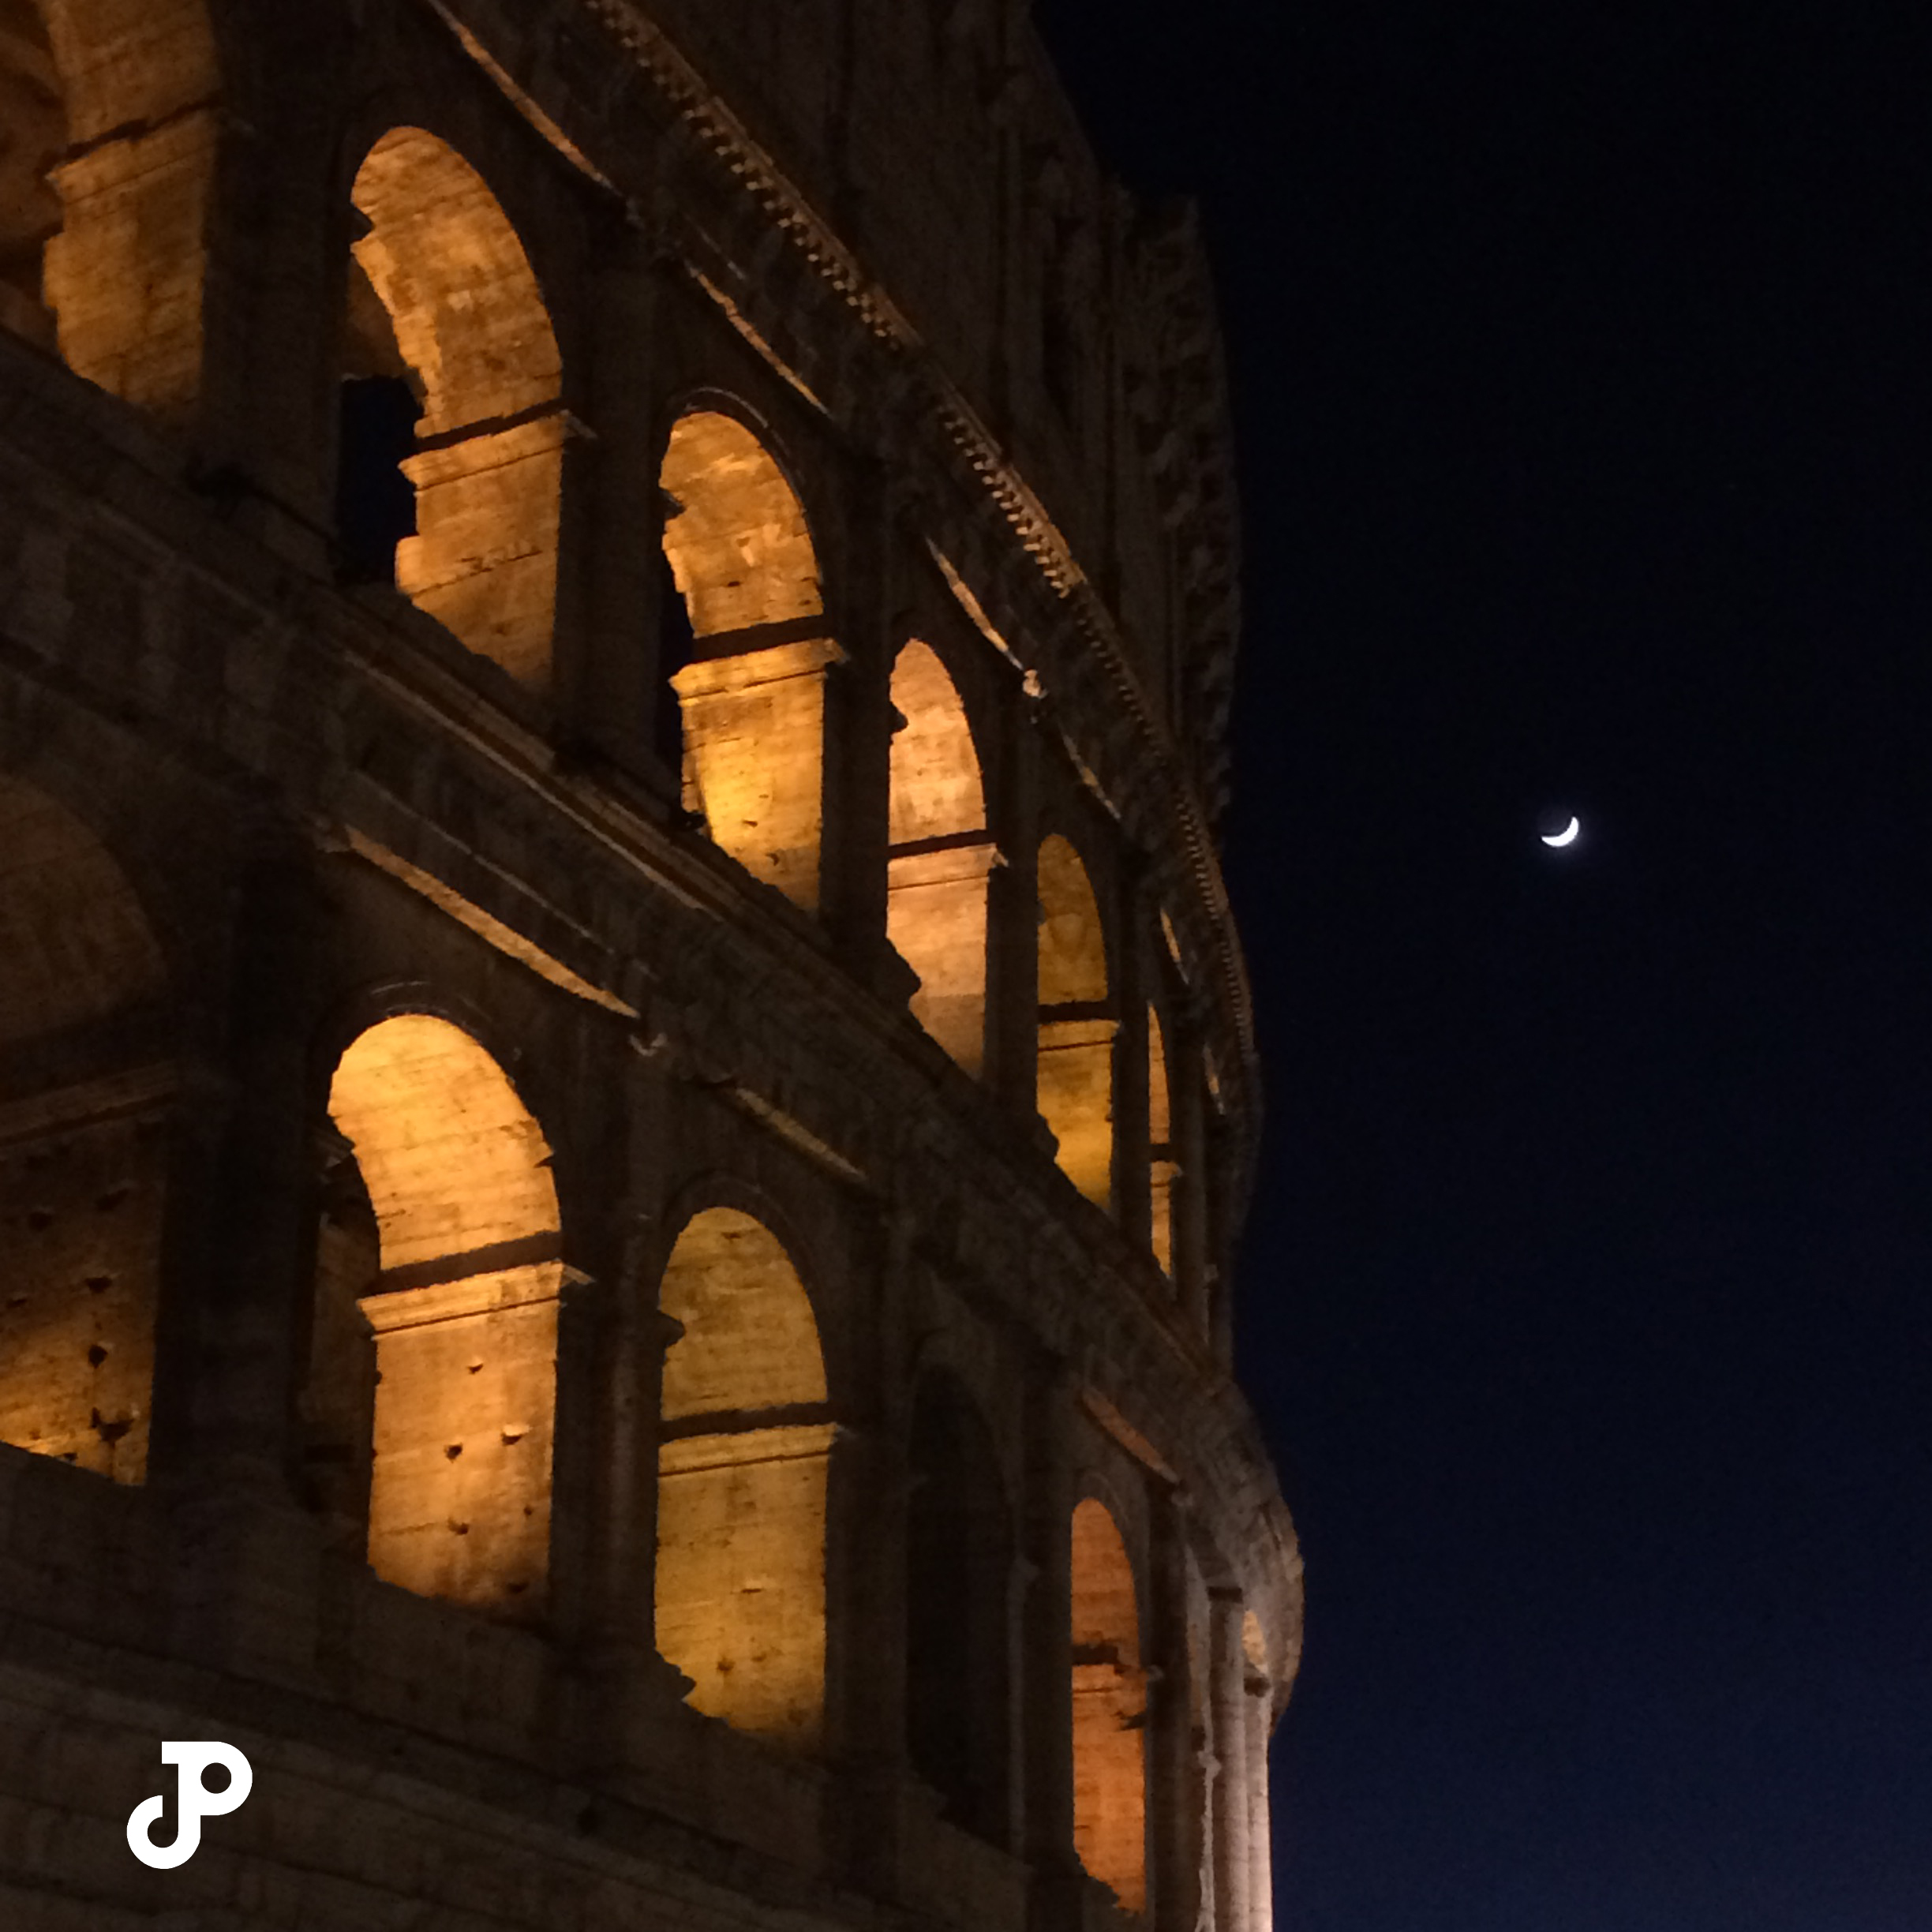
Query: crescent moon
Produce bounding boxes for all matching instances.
[1541,816,1580,848]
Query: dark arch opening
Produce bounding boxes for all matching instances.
[905,1369,1014,1844]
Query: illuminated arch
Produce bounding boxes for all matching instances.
[346,127,566,687]
[654,1205,832,1746]
[1071,1496,1147,1910]
[0,774,172,1481]
[4,0,220,420]
[905,1368,1013,1842]
[1036,833,1114,1206]
[324,1013,562,1617]
[660,410,837,912]
[1148,1004,1177,1275]
[887,640,994,1072]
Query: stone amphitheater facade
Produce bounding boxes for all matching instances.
[0,2,1301,1928]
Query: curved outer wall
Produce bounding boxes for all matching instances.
[0,3,1299,1930]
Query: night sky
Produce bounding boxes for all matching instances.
[1032,3,1932,1927]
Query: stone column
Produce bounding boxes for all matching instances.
[817,457,900,988]
[1170,1014,1211,1343]
[1245,1669,1275,1932]
[1111,877,1154,1249]
[1021,1344,1080,1927]
[148,838,335,1681]
[567,1041,692,1781]
[1148,1492,1204,1932]
[1208,1589,1253,1932]
[986,676,1042,1118]
[564,226,668,784]
[823,1203,915,1893]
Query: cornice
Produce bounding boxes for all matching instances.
[434,0,1260,1182]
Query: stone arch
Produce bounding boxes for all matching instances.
[888,638,995,1073]
[1148,1002,1177,1276]
[654,1204,833,1747]
[321,1012,563,1618]
[905,1366,1014,1843]
[660,406,837,912]
[1036,831,1114,1207]
[2,0,220,420]
[1071,1495,1148,1911]
[0,772,174,1481]
[343,125,566,688]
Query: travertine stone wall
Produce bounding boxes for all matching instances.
[0,2,1300,1929]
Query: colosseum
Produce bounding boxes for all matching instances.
[0,1,1301,1926]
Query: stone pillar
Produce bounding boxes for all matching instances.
[1147,1492,1204,1932]
[1021,1345,1080,1926]
[148,841,334,1682]
[1245,1670,1275,1932]
[1208,1589,1253,1932]
[823,1204,915,1891]
[562,225,664,780]
[986,677,1042,1117]
[567,1045,692,1780]
[1111,879,1153,1247]
[818,459,899,984]
[1171,1016,1211,1343]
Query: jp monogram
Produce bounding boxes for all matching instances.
[126,1742,254,1869]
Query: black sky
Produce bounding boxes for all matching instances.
[1030,2,1932,1926]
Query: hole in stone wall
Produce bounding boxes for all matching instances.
[335,376,421,584]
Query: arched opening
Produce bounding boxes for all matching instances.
[660,410,838,912]
[0,776,172,1481]
[905,1369,1013,1844]
[654,1206,832,1746]
[888,640,994,1073]
[322,1014,562,1617]
[1071,1497,1147,1911]
[0,4,65,350]
[1148,1004,1177,1277]
[344,127,566,689]
[3,0,220,420]
[1036,833,1114,1208]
